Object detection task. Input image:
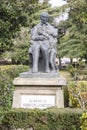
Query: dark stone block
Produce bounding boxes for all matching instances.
[19,71,59,78]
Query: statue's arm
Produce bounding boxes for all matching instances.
[31,27,38,40]
[48,25,58,38]
[31,26,47,40]
[38,29,50,39]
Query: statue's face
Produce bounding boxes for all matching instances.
[40,13,49,24]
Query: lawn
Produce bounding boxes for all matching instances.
[59,70,71,81]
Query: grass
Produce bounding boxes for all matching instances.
[59,70,72,81]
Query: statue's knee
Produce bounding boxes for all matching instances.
[43,47,49,53]
[41,43,49,51]
[33,46,40,52]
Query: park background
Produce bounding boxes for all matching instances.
[0,0,87,130]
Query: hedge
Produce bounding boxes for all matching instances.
[0,108,83,130]
[0,65,28,110]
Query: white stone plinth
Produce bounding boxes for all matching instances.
[12,77,66,109]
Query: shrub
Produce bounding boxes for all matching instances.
[64,86,69,107]
[0,110,6,130]
[80,111,87,130]
[1,108,83,130]
[0,65,28,110]
[69,93,80,108]
[68,81,87,109]
[68,65,76,77]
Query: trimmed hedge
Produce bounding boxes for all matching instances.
[0,108,83,130]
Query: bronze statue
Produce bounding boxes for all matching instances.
[29,12,58,73]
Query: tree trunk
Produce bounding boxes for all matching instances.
[70,58,73,64]
[59,57,61,68]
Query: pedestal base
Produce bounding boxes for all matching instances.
[12,76,66,109]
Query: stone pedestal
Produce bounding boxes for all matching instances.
[12,72,66,109]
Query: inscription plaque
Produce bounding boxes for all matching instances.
[21,95,55,109]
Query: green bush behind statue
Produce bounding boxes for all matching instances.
[0,65,28,110]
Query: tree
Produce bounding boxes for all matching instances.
[0,0,38,54]
[58,0,87,62]
[0,0,50,64]
[68,0,87,60]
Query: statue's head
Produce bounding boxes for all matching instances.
[40,12,49,24]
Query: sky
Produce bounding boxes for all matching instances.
[48,0,67,7]
[39,0,67,7]
[39,0,68,23]
[49,0,68,23]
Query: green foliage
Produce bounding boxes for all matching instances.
[68,65,76,77]
[0,65,28,110]
[10,27,30,64]
[69,93,79,108]
[64,86,69,107]
[64,63,87,108]
[0,0,28,53]
[0,0,40,54]
[0,0,53,63]
[67,62,87,80]
[68,0,87,26]
[0,110,5,130]
[11,44,29,64]
[0,110,4,125]
[58,0,87,61]
[68,81,87,109]
[80,111,87,130]
[0,108,83,130]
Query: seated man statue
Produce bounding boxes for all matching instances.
[29,12,58,73]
